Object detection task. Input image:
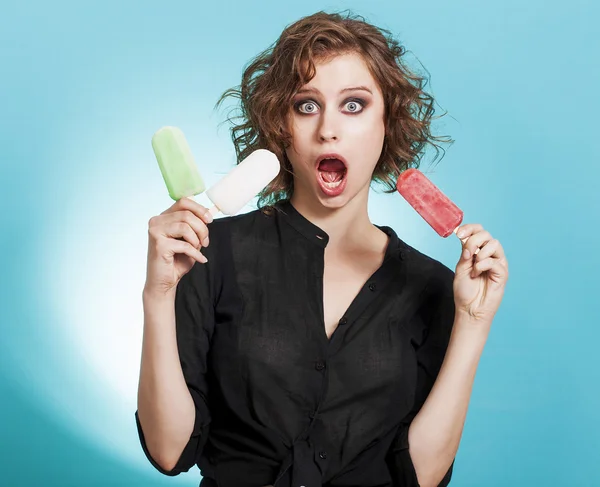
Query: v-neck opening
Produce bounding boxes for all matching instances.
[326,253,403,348]
[321,228,407,347]
[273,198,412,347]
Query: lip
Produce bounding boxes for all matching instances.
[315,152,348,197]
[315,153,348,168]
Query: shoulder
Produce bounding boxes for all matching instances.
[199,206,279,265]
[409,248,456,338]
[207,206,269,232]
[411,245,454,292]
[391,233,455,302]
[185,208,270,296]
[203,206,275,244]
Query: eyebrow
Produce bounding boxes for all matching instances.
[296,85,373,95]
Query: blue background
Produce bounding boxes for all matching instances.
[2,0,599,486]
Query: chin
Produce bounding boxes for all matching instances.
[316,196,348,210]
[315,185,365,210]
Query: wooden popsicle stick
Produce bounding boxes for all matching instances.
[208,205,221,217]
[183,196,221,219]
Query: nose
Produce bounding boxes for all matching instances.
[317,108,338,142]
[319,129,337,142]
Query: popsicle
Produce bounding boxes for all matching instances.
[396,168,463,238]
[152,126,206,200]
[205,149,281,216]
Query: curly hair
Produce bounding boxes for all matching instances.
[216,10,452,208]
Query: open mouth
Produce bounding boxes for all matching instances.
[317,156,347,195]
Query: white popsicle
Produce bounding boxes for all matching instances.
[206,149,281,216]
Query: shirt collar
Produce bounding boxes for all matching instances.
[274,199,411,262]
[276,199,329,248]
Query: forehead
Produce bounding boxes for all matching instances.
[303,52,380,94]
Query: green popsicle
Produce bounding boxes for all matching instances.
[151,126,206,200]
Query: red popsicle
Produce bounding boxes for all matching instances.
[396,168,463,238]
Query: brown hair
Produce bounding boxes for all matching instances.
[216,10,452,207]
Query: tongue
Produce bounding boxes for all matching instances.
[319,159,346,183]
[319,159,345,172]
[322,171,343,183]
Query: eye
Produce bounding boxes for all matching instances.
[296,101,319,114]
[343,98,365,113]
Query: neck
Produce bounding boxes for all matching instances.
[289,188,377,251]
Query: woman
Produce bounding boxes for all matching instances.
[135,11,508,487]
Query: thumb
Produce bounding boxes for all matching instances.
[455,236,475,274]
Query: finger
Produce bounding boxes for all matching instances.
[462,230,493,259]
[455,223,484,240]
[163,222,201,249]
[473,238,500,262]
[151,210,210,247]
[471,257,508,280]
[171,239,208,264]
[160,198,213,225]
[171,210,210,247]
[177,197,214,225]
[455,223,485,257]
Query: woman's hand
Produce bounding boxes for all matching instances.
[144,197,214,298]
[452,223,509,326]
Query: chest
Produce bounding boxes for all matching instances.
[211,235,427,408]
[322,251,384,339]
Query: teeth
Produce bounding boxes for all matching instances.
[319,172,343,189]
[318,168,345,192]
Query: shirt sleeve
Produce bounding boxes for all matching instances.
[135,258,215,476]
[388,265,456,486]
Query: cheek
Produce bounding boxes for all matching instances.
[285,134,310,174]
[347,103,384,134]
[287,120,313,156]
[349,114,385,155]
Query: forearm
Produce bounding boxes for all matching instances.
[137,288,196,472]
[408,313,490,487]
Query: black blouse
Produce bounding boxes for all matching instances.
[135,200,456,487]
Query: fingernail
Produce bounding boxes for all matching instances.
[202,236,209,247]
[457,230,465,238]
[204,211,213,223]
[463,249,471,259]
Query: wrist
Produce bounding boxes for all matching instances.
[452,311,492,341]
[143,285,177,304]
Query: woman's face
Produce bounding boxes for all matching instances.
[285,52,386,210]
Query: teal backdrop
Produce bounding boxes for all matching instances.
[1,0,599,486]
